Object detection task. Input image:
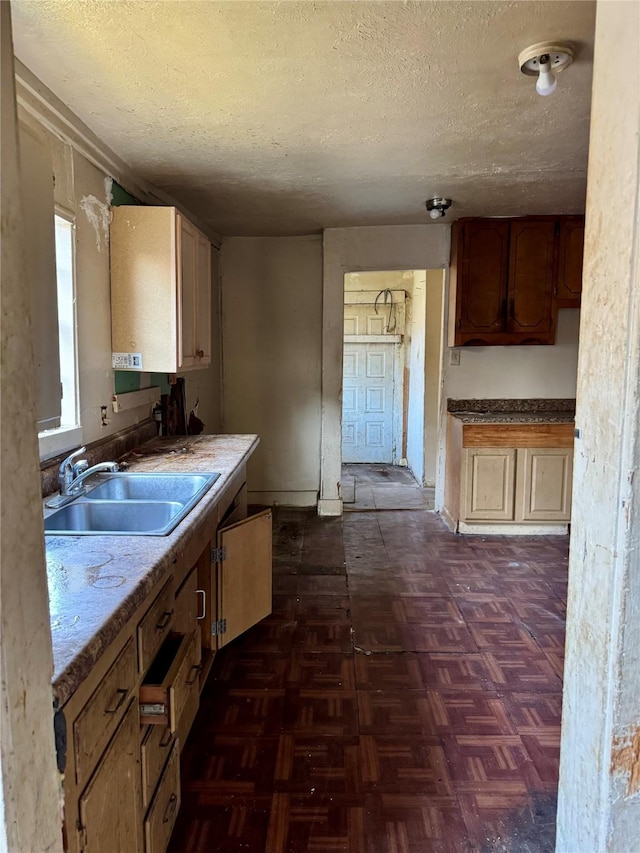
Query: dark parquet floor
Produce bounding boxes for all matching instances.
[169,500,568,853]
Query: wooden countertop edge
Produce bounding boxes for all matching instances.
[462,422,575,447]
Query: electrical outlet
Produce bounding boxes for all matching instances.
[449,348,461,366]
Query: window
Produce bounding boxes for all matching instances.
[53,214,78,429]
[38,214,81,459]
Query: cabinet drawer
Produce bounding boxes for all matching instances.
[141,724,175,811]
[174,566,200,644]
[78,698,143,853]
[144,741,180,853]
[74,637,137,788]
[140,631,200,732]
[138,578,175,674]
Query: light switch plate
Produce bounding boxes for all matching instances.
[449,348,461,366]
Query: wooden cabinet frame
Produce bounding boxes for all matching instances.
[448,215,584,347]
[445,417,574,534]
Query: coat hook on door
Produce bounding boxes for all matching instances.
[374,288,396,333]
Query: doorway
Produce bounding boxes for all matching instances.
[341,276,407,464]
[340,270,444,492]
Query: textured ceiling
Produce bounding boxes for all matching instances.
[11,0,596,235]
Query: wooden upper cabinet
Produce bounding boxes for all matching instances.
[457,219,509,339]
[110,206,212,373]
[449,215,584,347]
[555,216,585,307]
[508,219,556,342]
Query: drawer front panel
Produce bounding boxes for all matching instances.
[174,565,198,639]
[169,630,200,732]
[141,724,175,810]
[144,741,180,853]
[138,578,175,674]
[140,631,200,733]
[74,637,137,788]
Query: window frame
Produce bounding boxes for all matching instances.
[38,209,82,461]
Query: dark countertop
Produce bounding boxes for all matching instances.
[450,411,575,424]
[447,398,575,424]
[45,434,259,706]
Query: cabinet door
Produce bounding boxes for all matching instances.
[507,220,556,341]
[78,698,142,853]
[195,234,212,365]
[456,220,509,342]
[218,509,273,647]
[463,448,516,521]
[178,215,198,369]
[517,447,573,521]
[556,217,585,307]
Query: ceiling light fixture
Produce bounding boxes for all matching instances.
[519,42,574,97]
[426,197,452,219]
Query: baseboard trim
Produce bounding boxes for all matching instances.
[248,491,318,508]
[317,498,343,517]
[458,521,569,536]
[440,507,459,533]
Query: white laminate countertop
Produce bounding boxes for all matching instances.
[45,434,258,706]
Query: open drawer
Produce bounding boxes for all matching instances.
[139,631,200,732]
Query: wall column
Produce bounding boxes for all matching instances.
[556,1,640,849]
[0,2,62,850]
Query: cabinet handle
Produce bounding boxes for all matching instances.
[196,349,204,358]
[155,609,173,632]
[104,688,128,715]
[159,728,173,748]
[186,662,204,686]
[162,792,178,825]
[196,589,206,620]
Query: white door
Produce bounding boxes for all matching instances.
[342,342,395,462]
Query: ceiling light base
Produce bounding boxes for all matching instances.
[519,42,574,77]
[425,197,452,219]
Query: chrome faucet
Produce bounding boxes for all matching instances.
[46,447,119,508]
[58,446,87,496]
[67,460,119,494]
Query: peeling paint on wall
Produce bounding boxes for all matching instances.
[79,176,113,252]
[611,728,640,798]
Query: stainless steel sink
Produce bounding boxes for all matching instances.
[44,472,220,536]
[44,500,184,535]
[83,472,219,503]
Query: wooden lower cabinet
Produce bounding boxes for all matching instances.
[463,448,516,520]
[143,742,180,853]
[217,509,273,647]
[461,446,573,525]
[77,698,143,853]
[64,476,273,853]
[519,447,573,521]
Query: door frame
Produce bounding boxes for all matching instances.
[342,290,406,465]
[319,268,445,515]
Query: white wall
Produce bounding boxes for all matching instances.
[320,225,451,513]
[424,269,445,487]
[406,271,426,481]
[221,236,323,505]
[443,309,580,400]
